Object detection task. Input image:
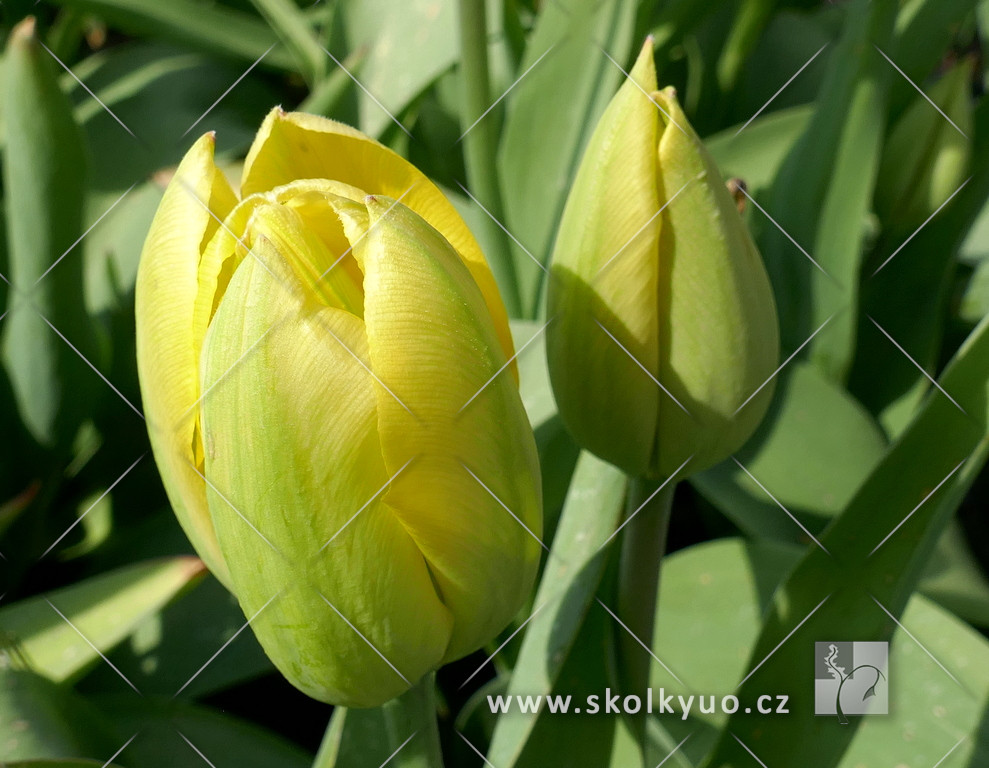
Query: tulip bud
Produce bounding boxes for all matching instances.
[547,40,779,478]
[876,59,973,231]
[136,109,541,707]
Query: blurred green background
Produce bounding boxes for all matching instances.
[0,0,988,766]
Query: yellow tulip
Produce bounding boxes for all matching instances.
[547,41,779,478]
[136,108,542,707]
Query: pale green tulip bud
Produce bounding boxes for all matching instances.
[136,110,542,707]
[547,40,779,479]
[876,59,973,230]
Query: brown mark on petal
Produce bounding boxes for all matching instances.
[727,178,747,215]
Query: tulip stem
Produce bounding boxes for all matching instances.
[457,0,523,317]
[382,671,446,767]
[616,476,677,750]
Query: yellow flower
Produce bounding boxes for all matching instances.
[136,109,542,707]
[547,41,779,478]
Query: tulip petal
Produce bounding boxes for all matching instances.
[653,88,780,473]
[547,39,662,476]
[349,196,542,663]
[240,108,515,374]
[200,238,453,706]
[135,133,237,585]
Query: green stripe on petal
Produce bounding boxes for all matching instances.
[200,238,453,707]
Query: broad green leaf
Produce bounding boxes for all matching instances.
[921,522,989,628]
[706,105,812,195]
[487,451,627,767]
[93,696,312,768]
[699,309,989,767]
[247,0,326,85]
[335,0,459,137]
[498,0,638,316]
[655,539,989,767]
[0,557,205,684]
[46,0,298,71]
[5,762,123,767]
[848,98,989,437]
[692,362,887,542]
[0,668,118,761]
[80,575,272,699]
[1,18,98,452]
[761,0,895,381]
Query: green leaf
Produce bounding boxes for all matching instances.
[699,309,989,767]
[334,0,460,137]
[4,762,124,767]
[655,539,989,766]
[0,557,206,684]
[247,0,326,85]
[498,0,638,316]
[46,0,298,71]
[920,522,989,628]
[692,362,887,542]
[1,18,98,452]
[93,696,312,768]
[0,668,119,761]
[487,451,627,767]
[761,0,896,381]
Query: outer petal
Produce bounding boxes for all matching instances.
[546,39,662,476]
[240,108,515,375]
[200,240,454,707]
[653,88,779,475]
[135,133,237,585]
[346,196,542,663]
